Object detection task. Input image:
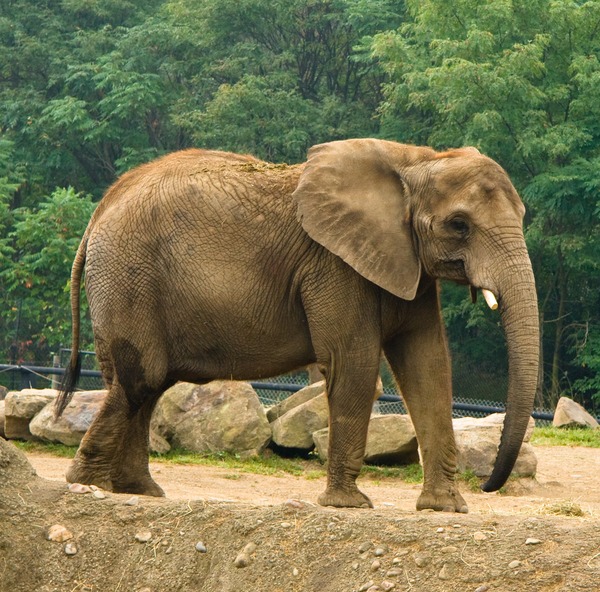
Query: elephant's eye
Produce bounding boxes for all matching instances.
[447,217,470,235]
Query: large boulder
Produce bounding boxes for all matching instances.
[313,414,419,465]
[4,389,57,440]
[151,381,271,456]
[0,400,5,438]
[553,396,599,429]
[29,390,107,445]
[266,381,326,423]
[270,393,329,450]
[453,414,537,478]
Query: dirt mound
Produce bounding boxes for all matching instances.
[1,441,600,591]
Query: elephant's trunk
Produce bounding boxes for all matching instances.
[481,251,540,492]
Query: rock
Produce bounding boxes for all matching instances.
[68,483,92,494]
[64,542,78,556]
[0,400,5,438]
[29,390,107,446]
[270,392,329,450]
[151,381,271,456]
[525,538,542,545]
[47,524,73,542]
[380,580,396,590]
[453,414,537,477]
[553,397,599,429]
[438,564,450,580]
[195,542,207,553]
[149,428,171,455]
[508,560,521,569]
[234,544,256,568]
[124,496,140,506]
[0,385,8,400]
[135,530,152,543]
[266,381,326,422]
[4,389,56,440]
[371,559,381,571]
[92,489,106,500]
[313,414,418,465]
[473,531,487,541]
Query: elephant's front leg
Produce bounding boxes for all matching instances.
[384,289,468,513]
[318,355,380,508]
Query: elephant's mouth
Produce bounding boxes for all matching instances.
[440,258,468,283]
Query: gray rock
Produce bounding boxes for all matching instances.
[0,400,5,438]
[270,392,329,449]
[4,389,57,440]
[553,396,599,429]
[151,381,271,456]
[313,415,419,465]
[266,381,326,423]
[453,414,537,477]
[29,390,107,445]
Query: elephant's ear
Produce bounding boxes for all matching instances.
[293,139,430,300]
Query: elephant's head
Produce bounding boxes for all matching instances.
[293,139,539,492]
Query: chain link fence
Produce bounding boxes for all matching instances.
[0,358,559,424]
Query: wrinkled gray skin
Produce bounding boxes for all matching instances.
[57,139,539,512]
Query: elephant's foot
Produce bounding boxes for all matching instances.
[417,487,468,513]
[318,486,373,509]
[111,475,165,497]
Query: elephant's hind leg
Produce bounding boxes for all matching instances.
[67,338,168,496]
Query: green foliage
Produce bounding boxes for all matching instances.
[0,187,96,362]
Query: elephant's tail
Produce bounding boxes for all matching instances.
[55,236,88,420]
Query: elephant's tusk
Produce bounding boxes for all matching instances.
[482,289,498,310]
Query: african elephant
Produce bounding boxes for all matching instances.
[56,139,539,512]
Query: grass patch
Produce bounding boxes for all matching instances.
[361,463,423,484]
[531,426,600,448]
[12,441,77,458]
[457,469,482,492]
[151,449,308,477]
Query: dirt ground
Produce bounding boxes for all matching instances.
[1,442,600,592]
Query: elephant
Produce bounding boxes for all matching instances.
[56,139,539,512]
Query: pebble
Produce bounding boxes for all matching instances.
[195,542,207,553]
[359,542,373,554]
[280,522,292,529]
[64,542,78,556]
[436,527,445,533]
[135,530,152,543]
[453,524,462,529]
[441,546,458,554]
[124,496,139,506]
[386,568,403,577]
[68,483,92,494]
[508,560,521,569]
[473,531,488,542]
[292,567,299,577]
[525,538,542,545]
[284,499,304,510]
[475,586,490,592]
[374,547,386,557]
[414,554,430,568]
[438,563,450,580]
[47,524,73,543]
[380,582,396,591]
[92,490,106,500]
[242,542,257,555]
[234,553,251,568]
[371,559,381,571]
[352,562,359,570]
[358,582,374,592]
